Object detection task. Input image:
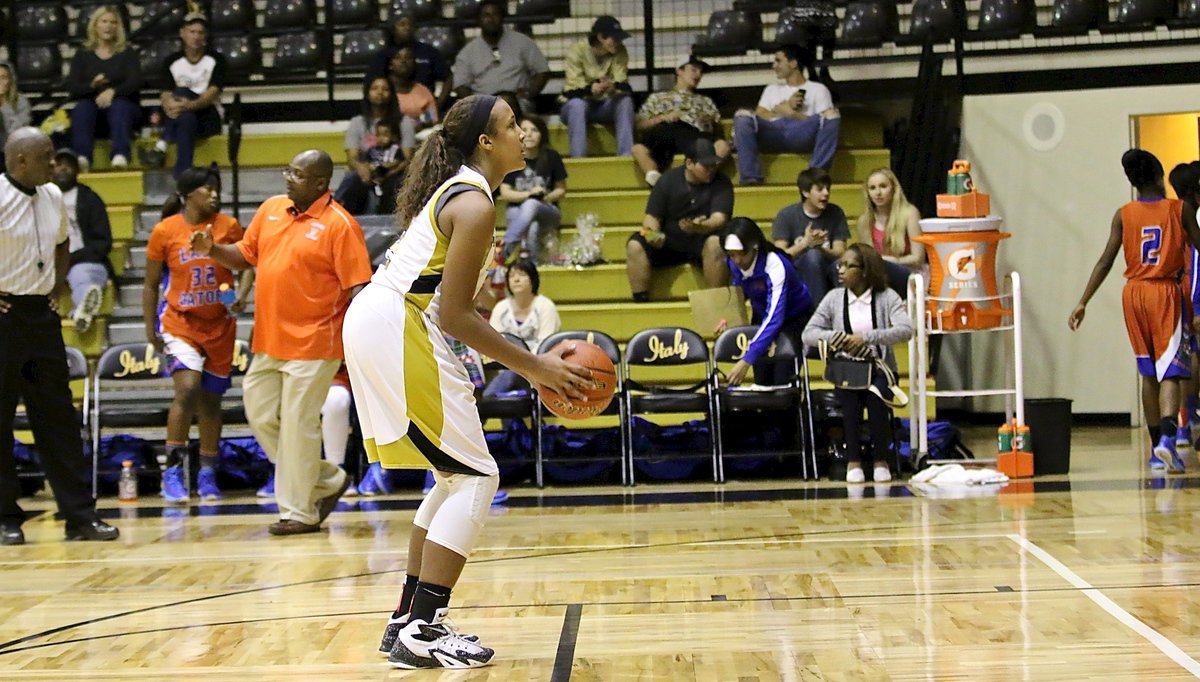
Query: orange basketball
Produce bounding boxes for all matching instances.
[537,341,617,420]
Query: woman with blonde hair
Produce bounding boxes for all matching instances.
[855,167,925,295]
[66,5,142,170]
[0,62,32,163]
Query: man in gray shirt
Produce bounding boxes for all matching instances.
[452,0,550,114]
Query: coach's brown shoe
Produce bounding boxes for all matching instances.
[268,519,321,536]
[316,469,352,525]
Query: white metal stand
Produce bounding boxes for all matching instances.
[907,271,1024,466]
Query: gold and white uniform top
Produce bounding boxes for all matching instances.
[371,165,493,330]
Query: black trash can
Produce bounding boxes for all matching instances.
[1024,398,1073,475]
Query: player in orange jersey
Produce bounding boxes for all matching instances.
[1070,150,1200,473]
[1168,161,1200,450]
[143,166,252,502]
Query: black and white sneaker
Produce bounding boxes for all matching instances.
[380,611,478,656]
[388,610,493,669]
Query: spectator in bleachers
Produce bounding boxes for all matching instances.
[335,77,413,215]
[773,167,848,306]
[392,46,439,131]
[0,127,119,545]
[732,45,839,185]
[720,217,813,387]
[484,259,561,396]
[346,120,406,216]
[632,56,729,188]
[366,12,453,113]
[144,166,249,503]
[498,115,566,262]
[0,62,32,170]
[321,366,358,497]
[67,5,143,171]
[559,15,634,159]
[50,150,112,334]
[627,139,733,302]
[802,243,912,484]
[189,150,372,535]
[141,12,226,178]
[855,167,925,295]
[452,0,550,115]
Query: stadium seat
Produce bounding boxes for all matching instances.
[1101,0,1174,30]
[139,37,183,90]
[330,0,379,27]
[339,27,388,70]
[453,0,481,21]
[839,1,899,48]
[390,0,441,22]
[271,30,327,73]
[622,327,717,484]
[212,34,261,81]
[15,3,67,43]
[901,0,966,43]
[211,0,258,34]
[533,330,626,487]
[971,0,1037,38]
[91,342,173,487]
[733,0,787,10]
[415,25,466,62]
[135,1,190,39]
[13,44,62,90]
[513,0,570,21]
[693,9,762,57]
[1168,0,1200,26]
[262,0,317,32]
[1036,0,1107,35]
[73,2,132,41]
[771,3,838,51]
[710,326,813,482]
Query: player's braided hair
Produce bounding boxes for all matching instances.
[394,95,499,228]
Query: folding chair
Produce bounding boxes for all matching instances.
[622,327,716,484]
[710,327,808,482]
[533,330,625,487]
[91,342,172,494]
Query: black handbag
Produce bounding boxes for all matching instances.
[821,290,881,391]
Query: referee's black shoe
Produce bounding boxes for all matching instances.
[1,523,24,546]
[65,518,119,542]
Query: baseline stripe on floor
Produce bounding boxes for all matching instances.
[1008,534,1200,678]
[551,604,583,682]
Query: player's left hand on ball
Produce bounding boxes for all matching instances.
[530,343,592,400]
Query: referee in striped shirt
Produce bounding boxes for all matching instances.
[0,128,118,546]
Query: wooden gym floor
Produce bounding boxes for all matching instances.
[1,425,1198,680]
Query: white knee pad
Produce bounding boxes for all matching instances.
[424,472,500,558]
[322,385,352,420]
[413,470,452,530]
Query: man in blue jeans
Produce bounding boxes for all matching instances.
[732,44,840,185]
[141,12,225,177]
[558,15,635,158]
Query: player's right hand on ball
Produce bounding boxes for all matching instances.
[530,343,592,400]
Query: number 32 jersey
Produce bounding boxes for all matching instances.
[147,213,244,335]
[1122,197,1184,281]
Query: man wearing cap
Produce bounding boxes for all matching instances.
[558,15,634,158]
[190,150,373,536]
[632,55,730,187]
[50,149,112,334]
[626,139,734,302]
[0,127,119,546]
[141,11,226,178]
[452,0,550,115]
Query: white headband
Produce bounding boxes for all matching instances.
[724,234,745,251]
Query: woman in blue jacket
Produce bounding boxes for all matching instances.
[722,217,814,386]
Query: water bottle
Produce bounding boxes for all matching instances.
[1014,424,1032,454]
[118,460,138,501]
[218,283,237,317]
[997,421,1013,454]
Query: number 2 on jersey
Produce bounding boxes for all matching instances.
[1141,226,1162,266]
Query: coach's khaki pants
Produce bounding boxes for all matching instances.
[244,354,344,525]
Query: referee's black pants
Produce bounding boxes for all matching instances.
[0,296,96,527]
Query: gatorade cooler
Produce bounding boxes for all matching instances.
[915,217,1011,331]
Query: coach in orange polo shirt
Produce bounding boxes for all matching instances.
[191,150,373,535]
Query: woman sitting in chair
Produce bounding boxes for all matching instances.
[483,259,561,396]
[720,217,813,387]
[802,243,912,484]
